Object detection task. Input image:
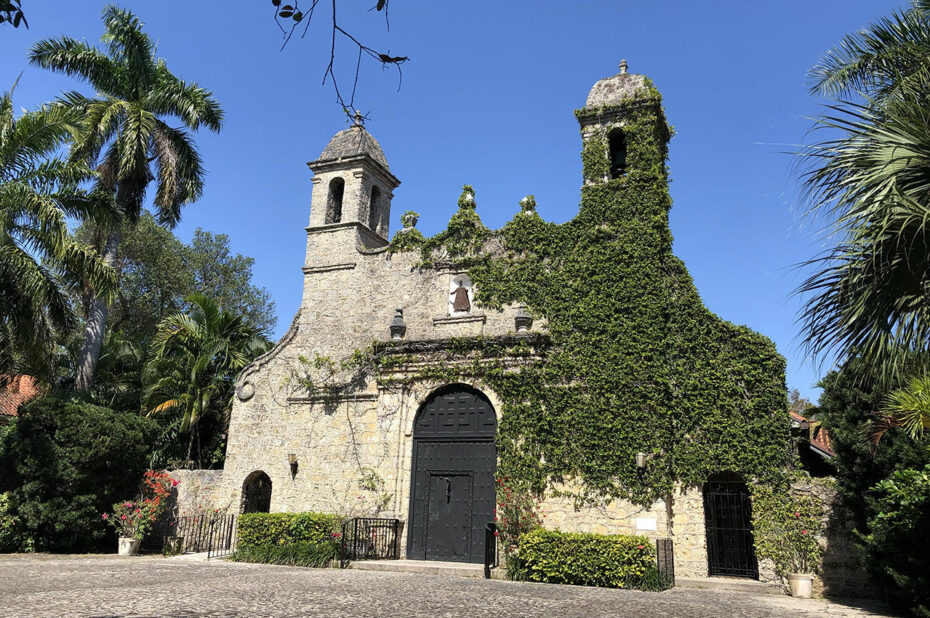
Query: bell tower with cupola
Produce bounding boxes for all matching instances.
[304,113,401,270]
[576,59,670,187]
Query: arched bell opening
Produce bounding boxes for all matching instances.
[368,185,382,232]
[326,177,345,224]
[608,129,627,179]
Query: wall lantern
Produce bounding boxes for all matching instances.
[635,451,660,471]
[390,307,406,340]
[514,305,533,332]
[288,453,298,478]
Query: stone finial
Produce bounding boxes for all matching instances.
[353,109,364,126]
[390,308,406,340]
[458,185,477,210]
[619,59,628,75]
[519,195,537,215]
[400,210,420,229]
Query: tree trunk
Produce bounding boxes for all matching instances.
[74,225,121,391]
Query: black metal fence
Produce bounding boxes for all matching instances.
[339,517,400,567]
[656,538,675,588]
[484,522,498,578]
[206,514,238,559]
[145,513,237,557]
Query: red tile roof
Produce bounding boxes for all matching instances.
[0,375,41,418]
[788,409,835,457]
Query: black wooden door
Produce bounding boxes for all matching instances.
[426,472,472,560]
[703,476,759,578]
[407,386,496,563]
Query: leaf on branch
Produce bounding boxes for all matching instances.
[376,0,386,10]
[278,10,293,18]
[378,53,408,64]
[271,0,281,5]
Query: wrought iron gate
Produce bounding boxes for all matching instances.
[703,476,758,578]
[339,517,400,567]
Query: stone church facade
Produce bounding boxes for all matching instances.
[206,64,774,580]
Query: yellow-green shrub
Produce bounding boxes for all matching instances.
[520,529,663,589]
[237,512,343,549]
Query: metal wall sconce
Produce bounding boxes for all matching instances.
[390,307,406,340]
[635,451,659,470]
[515,305,533,332]
[288,453,298,478]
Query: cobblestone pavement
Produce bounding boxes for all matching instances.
[0,554,896,617]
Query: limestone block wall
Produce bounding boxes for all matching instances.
[536,484,708,579]
[168,469,226,516]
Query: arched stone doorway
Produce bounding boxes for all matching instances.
[241,471,272,514]
[703,472,758,578]
[407,385,497,563]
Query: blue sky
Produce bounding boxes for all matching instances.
[1,1,906,400]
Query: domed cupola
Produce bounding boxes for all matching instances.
[585,59,649,108]
[307,112,400,240]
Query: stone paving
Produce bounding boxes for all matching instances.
[0,554,896,617]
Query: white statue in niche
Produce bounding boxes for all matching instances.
[449,274,473,315]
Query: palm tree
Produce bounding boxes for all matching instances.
[809,0,930,104]
[143,294,270,466]
[873,374,930,443]
[29,5,223,390]
[798,85,930,386]
[0,83,116,380]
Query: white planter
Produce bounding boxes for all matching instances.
[786,573,813,598]
[118,537,141,556]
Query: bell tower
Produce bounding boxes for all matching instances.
[304,114,400,270]
[306,113,400,239]
[576,60,670,186]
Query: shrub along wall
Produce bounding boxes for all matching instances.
[237,512,343,549]
[519,529,662,590]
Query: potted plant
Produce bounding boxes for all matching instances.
[750,482,824,598]
[103,470,178,556]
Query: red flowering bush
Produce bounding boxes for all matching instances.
[750,482,824,576]
[103,470,179,540]
[495,477,542,579]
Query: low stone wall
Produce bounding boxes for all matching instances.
[537,483,708,579]
[167,469,227,516]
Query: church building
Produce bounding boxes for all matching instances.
[212,62,791,580]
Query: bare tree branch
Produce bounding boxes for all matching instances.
[269,0,408,119]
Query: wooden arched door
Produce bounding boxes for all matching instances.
[407,385,497,563]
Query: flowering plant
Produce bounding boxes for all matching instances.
[750,482,824,576]
[495,477,542,580]
[103,470,178,540]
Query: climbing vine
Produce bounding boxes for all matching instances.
[315,82,793,507]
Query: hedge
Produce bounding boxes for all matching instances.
[237,512,343,549]
[230,540,340,567]
[520,529,663,590]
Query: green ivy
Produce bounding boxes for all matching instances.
[750,480,825,576]
[361,82,791,506]
[388,228,425,253]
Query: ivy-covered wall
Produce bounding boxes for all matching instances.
[389,80,793,506]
